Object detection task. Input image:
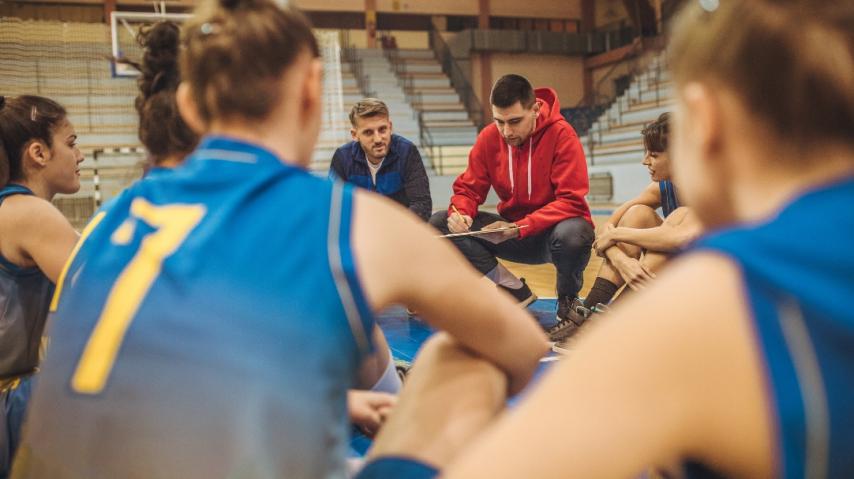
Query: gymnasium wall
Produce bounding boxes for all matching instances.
[595,0,631,28]
[472,53,585,109]
[343,29,429,49]
[294,0,581,18]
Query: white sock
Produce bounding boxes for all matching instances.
[485,263,523,289]
[369,350,402,394]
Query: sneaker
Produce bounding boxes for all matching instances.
[547,296,590,342]
[497,278,538,307]
[551,340,572,355]
[394,359,412,383]
[590,303,610,314]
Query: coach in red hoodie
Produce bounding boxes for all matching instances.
[429,74,594,324]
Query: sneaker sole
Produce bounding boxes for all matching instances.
[551,342,571,355]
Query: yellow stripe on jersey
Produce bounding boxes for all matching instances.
[50,211,106,312]
[72,199,205,394]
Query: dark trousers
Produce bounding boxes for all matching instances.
[429,211,594,298]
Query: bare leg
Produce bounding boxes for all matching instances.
[598,205,663,287]
[366,333,507,468]
[611,207,699,302]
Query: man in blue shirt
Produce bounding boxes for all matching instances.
[330,98,432,221]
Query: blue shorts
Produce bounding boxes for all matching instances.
[1,376,33,479]
[355,456,438,479]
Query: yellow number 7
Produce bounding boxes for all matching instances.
[72,198,205,394]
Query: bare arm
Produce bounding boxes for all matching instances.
[0,195,79,283]
[353,191,549,395]
[443,253,775,478]
[602,182,661,232]
[597,207,702,254]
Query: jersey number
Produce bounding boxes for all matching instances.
[71,199,205,394]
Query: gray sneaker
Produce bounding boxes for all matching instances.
[548,297,591,342]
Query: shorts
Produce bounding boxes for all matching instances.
[354,456,438,479]
[1,376,32,479]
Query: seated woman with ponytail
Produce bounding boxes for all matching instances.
[130,18,400,438]
[0,95,82,478]
[12,1,547,477]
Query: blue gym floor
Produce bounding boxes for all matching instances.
[350,299,561,456]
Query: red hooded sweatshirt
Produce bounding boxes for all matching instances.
[449,88,592,238]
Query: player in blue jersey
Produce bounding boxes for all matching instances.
[11,2,547,478]
[548,113,702,343]
[124,18,399,434]
[0,95,83,478]
[354,1,854,478]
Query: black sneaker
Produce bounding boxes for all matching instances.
[547,296,590,342]
[497,278,538,307]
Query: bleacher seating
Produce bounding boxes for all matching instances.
[1,18,354,226]
[342,47,480,176]
[582,53,674,203]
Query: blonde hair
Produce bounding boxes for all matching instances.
[669,0,854,152]
[181,0,319,125]
[349,98,389,127]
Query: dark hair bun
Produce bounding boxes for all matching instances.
[220,0,265,10]
[136,21,181,98]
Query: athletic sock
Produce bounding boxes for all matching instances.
[485,263,523,289]
[369,348,402,394]
[583,278,620,309]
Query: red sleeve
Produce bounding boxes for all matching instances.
[448,132,492,218]
[514,129,590,238]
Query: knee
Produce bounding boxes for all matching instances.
[662,207,691,226]
[550,218,594,253]
[429,210,450,232]
[618,204,660,228]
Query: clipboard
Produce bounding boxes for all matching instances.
[438,224,528,239]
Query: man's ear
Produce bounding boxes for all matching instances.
[532,101,541,117]
[351,128,358,141]
[176,82,206,134]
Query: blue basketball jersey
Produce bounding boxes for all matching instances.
[14,136,375,479]
[659,179,679,218]
[693,177,854,478]
[0,184,54,381]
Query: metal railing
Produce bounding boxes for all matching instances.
[340,31,376,97]
[428,28,485,130]
[580,40,669,165]
[418,109,477,176]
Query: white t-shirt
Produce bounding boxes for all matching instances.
[368,158,384,185]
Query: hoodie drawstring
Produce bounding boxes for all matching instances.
[507,143,514,195]
[507,136,534,200]
[527,136,532,201]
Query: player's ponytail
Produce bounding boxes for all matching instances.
[669,0,854,156]
[125,21,197,164]
[181,0,319,125]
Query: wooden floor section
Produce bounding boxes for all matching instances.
[500,214,608,299]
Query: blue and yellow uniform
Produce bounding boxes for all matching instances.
[13,137,375,479]
[689,177,854,478]
[0,185,53,479]
[659,179,679,218]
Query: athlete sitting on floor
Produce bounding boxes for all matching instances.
[11,2,547,478]
[355,1,854,477]
[549,112,702,344]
